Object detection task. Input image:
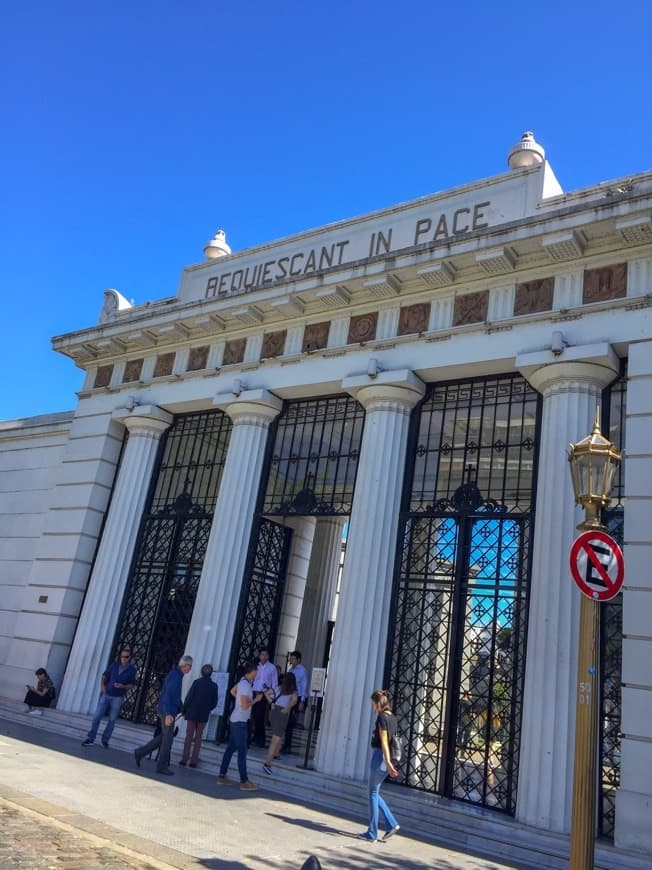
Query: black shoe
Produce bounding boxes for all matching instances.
[382,825,400,842]
[81,738,94,747]
[178,760,187,766]
[134,751,142,768]
[101,741,109,749]
[189,763,197,768]
[157,768,174,776]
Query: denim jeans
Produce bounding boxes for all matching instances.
[87,694,124,743]
[367,748,398,840]
[219,721,249,782]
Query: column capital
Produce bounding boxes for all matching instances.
[342,368,425,413]
[516,342,620,395]
[112,403,173,435]
[213,388,282,426]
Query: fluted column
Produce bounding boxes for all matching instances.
[183,389,282,676]
[515,347,619,832]
[58,404,172,713]
[316,370,425,780]
[296,516,346,670]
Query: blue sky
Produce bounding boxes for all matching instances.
[2,1,651,420]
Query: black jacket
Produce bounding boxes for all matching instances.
[183,676,218,723]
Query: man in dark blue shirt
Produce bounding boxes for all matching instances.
[82,648,137,748]
[134,655,193,775]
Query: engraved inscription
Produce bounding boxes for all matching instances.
[453,290,489,326]
[583,263,627,304]
[302,321,330,353]
[398,302,431,336]
[514,277,554,316]
[348,312,378,344]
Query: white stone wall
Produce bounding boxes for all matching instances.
[1,402,125,701]
[275,517,316,667]
[0,412,73,696]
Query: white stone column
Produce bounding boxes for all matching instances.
[296,516,346,670]
[183,389,282,675]
[58,404,173,713]
[616,338,652,854]
[275,517,317,666]
[316,370,425,780]
[515,345,619,833]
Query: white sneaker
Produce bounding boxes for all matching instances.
[28,709,43,716]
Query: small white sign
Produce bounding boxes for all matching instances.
[310,667,327,698]
[213,671,230,716]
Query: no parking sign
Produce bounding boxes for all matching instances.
[569,530,624,602]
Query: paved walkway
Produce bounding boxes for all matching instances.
[0,717,516,869]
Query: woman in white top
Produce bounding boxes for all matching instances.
[262,671,297,775]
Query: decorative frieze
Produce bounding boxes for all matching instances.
[303,321,330,353]
[417,262,456,288]
[616,216,652,246]
[514,277,555,316]
[453,290,489,326]
[348,312,378,344]
[223,338,246,366]
[476,247,516,275]
[261,330,287,359]
[122,358,143,383]
[363,274,401,299]
[153,352,175,378]
[542,231,586,262]
[316,285,351,309]
[187,345,209,372]
[94,365,114,389]
[582,263,627,304]
[398,303,430,336]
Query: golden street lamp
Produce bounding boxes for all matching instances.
[567,407,622,870]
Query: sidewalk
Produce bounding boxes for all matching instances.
[0,716,515,869]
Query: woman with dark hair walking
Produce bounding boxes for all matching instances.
[24,668,55,715]
[262,671,297,776]
[359,689,400,842]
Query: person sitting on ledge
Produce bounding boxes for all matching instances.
[24,668,55,715]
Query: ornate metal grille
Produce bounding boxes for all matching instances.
[387,374,539,814]
[229,517,293,673]
[599,367,626,839]
[114,411,232,724]
[263,395,364,515]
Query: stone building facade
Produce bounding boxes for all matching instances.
[1,134,651,858]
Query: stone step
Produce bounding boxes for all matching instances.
[0,698,646,870]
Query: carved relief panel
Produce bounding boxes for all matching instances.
[514,277,554,316]
[582,263,627,304]
[302,321,330,353]
[223,338,246,366]
[453,290,489,327]
[94,365,114,389]
[348,311,378,344]
[261,330,287,359]
[153,352,175,378]
[187,345,209,372]
[398,303,431,336]
[123,358,144,383]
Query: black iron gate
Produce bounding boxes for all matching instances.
[230,395,364,674]
[387,374,539,813]
[114,410,232,724]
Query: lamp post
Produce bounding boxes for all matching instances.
[567,407,622,870]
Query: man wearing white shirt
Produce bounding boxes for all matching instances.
[284,649,308,753]
[251,646,279,747]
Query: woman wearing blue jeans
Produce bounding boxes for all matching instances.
[359,689,401,842]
